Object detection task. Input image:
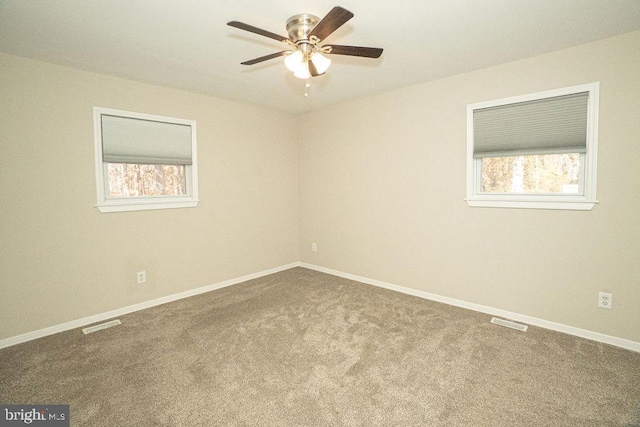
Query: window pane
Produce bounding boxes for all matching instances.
[481,153,580,194]
[107,163,186,197]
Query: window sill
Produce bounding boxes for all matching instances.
[465,198,597,211]
[97,199,199,213]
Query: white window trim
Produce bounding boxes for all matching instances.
[465,82,599,211]
[93,107,199,213]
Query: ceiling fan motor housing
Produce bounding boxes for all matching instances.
[286,14,320,43]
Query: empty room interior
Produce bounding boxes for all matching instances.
[1,1,640,425]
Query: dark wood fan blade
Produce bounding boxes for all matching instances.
[324,45,383,58]
[227,21,291,43]
[308,60,324,77]
[241,51,289,65]
[308,6,354,41]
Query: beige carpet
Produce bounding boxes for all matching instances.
[1,267,639,426]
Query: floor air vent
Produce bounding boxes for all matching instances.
[82,319,121,335]
[490,317,528,332]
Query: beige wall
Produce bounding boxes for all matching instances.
[2,30,639,345]
[298,31,640,343]
[0,53,299,340]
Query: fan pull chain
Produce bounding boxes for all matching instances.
[304,81,310,98]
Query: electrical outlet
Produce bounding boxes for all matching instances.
[598,292,612,309]
[137,270,147,284]
[311,243,317,252]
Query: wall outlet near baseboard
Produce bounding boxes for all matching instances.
[598,292,612,309]
[137,270,147,284]
[311,243,317,252]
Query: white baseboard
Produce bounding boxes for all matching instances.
[0,262,300,350]
[3,261,639,354]
[300,262,640,353]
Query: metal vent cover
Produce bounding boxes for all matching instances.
[490,317,528,332]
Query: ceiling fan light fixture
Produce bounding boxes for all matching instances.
[310,52,331,74]
[229,6,383,84]
[293,62,311,79]
[284,50,304,72]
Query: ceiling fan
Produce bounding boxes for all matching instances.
[227,6,383,79]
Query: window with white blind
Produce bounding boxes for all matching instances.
[94,107,198,213]
[465,83,599,210]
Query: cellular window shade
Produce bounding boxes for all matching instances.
[473,92,589,158]
[101,114,192,165]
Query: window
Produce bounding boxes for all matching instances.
[466,82,599,210]
[94,107,198,213]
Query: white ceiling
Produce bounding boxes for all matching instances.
[1,0,640,114]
